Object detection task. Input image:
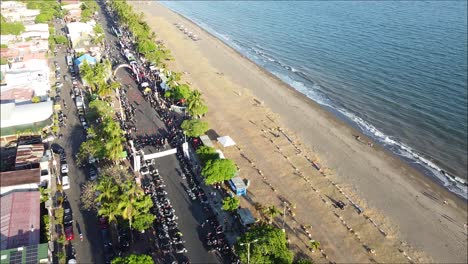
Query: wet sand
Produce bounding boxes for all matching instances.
[130,1,467,263]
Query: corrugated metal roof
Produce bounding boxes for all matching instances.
[0,191,40,250]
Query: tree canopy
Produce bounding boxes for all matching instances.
[95,176,155,232]
[222,196,240,211]
[195,146,219,165]
[235,224,293,264]
[164,83,192,102]
[186,90,208,117]
[0,15,25,35]
[201,159,237,185]
[112,254,153,264]
[181,119,209,138]
[78,99,124,164]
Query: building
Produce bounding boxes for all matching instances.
[0,168,42,196]
[66,21,95,47]
[0,243,49,264]
[0,60,51,97]
[1,2,40,24]
[21,24,50,40]
[0,101,54,137]
[62,2,82,23]
[0,191,40,250]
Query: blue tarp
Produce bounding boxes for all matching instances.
[74,54,97,66]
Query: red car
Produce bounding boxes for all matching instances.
[65,225,75,241]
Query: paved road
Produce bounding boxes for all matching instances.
[120,73,220,263]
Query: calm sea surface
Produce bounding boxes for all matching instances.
[160,1,468,198]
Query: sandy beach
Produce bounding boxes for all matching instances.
[130,1,467,263]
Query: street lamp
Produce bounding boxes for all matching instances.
[239,238,260,264]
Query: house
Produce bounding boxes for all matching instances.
[0,101,53,137]
[62,2,83,23]
[1,61,51,97]
[21,24,50,40]
[0,88,35,102]
[15,143,45,170]
[0,168,42,195]
[1,2,40,24]
[0,243,49,264]
[0,191,40,250]
[67,21,95,48]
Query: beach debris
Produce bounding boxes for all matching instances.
[254,98,264,106]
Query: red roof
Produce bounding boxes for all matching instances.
[1,88,35,101]
[0,191,40,250]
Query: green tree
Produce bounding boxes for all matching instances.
[39,187,50,203]
[235,223,293,264]
[186,90,208,117]
[195,146,219,165]
[181,119,209,138]
[0,57,8,65]
[0,44,8,48]
[93,24,104,35]
[88,99,114,121]
[112,254,153,264]
[0,15,25,35]
[54,35,69,45]
[166,71,181,89]
[132,209,156,232]
[201,159,237,185]
[164,83,192,102]
[96,176,119,204]
[222,196,240,212]
[263,205,281,224]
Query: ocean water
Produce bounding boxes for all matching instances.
[160,1,468,198]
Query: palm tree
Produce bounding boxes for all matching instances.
[97,82,113,98]
[263,205,281,224]
[95,176,119,203]
[98,200,120,223]
[166,71,181,89]
[309,240,321,252]
[187,90,208,118]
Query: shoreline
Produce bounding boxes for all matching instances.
[131,1,467,263]
[160,2,468,200]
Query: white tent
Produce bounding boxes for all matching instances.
[217,136,236,147]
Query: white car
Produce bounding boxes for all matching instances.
[62,176,70,190]
[61,164,69,174]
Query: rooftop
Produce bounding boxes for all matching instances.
[0,243,48,264]
[0,191,40,250]
[0,101,53,129]
[0,168,41,187]
[15,144,45,170]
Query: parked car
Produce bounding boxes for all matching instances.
[62,176,70,190]
[65,225,74,241]
[118,228,130,251]
[51,143,65,154]
[63,201,73,225]
[55,82,63,88]
[61,163,69,174]
[64,75,69,81]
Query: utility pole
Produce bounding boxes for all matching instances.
[239,239,260,264]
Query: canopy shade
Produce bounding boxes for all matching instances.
[217,136,236,147]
